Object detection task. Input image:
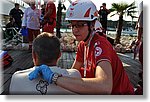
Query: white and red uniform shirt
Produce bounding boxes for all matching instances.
[45,1,56,20]
[76,33,134,94]
[43,1,56,33]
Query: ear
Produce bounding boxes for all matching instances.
[92,21,95,26]
[58,52,62,59]
[55,52,61,64]
[32,51,38,66]
[90,21,95,30]
[57,52,62,61]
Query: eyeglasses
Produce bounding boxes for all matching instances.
[71,23,88,29]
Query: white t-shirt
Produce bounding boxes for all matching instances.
[22,7,41,30]
[9,66,81,95]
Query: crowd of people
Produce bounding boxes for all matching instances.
[7,0,143,95]
[7,0,56,49]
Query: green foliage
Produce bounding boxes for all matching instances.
[110,1,137,19]
[109,1,137,44]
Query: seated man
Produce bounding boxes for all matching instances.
[5,17,17,41]
[9,32,81,95]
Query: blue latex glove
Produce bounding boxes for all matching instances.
[28,66,41,80]
[28,64,54,84]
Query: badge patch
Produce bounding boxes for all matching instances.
[95,47,102,57]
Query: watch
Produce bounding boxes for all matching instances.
[52,73,62,85]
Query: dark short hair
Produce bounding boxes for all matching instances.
[33,32,60,64]
[102,3,106,6]
[15,3,19,7]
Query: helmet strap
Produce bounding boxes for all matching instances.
[83,31,90,42]
[83,22,92,42]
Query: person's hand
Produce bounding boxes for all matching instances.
[28,66,41,80]
[28,65,54,84]
[100,6,103,9]
[22,26,26,29]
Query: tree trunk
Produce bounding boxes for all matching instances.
[56,1,62,38]
[115,15,123,44]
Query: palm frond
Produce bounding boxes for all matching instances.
[110,1,137,19]
[109,8,116,12]
[127,1,135,8]
[127,6,137,11]
[110,12,118,17]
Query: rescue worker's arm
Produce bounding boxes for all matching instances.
[29,61,113,94]
[56,60,113,94]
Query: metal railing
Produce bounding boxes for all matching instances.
[2,27,23,45]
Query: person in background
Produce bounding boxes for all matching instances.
[9,3,24,30]
[9,32,81,95]
[22,0,41,50]
[41,4,46,18]
[40,3,46,31]
[28,0,134,95]
[42,0,56,34]
[5,17,17,40]
[98,3,110,34]
[135,8,143,66]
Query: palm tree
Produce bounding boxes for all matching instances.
[110,1,137,44]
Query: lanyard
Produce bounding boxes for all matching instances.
[83,31,95,78]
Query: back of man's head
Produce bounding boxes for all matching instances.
[33,32,60,64]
